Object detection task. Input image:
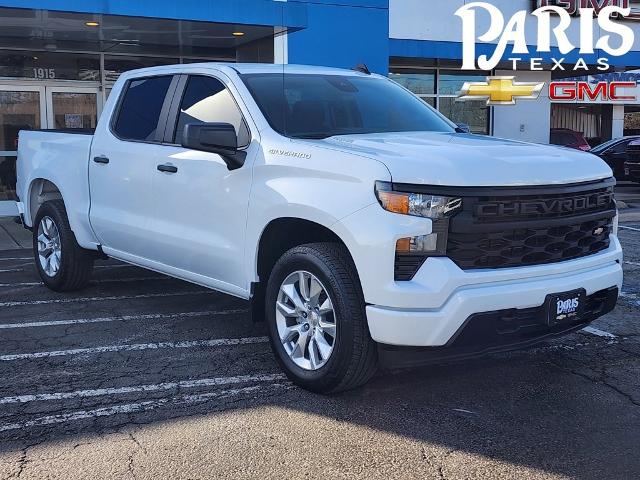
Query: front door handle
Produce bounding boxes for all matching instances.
[157,164,178,173]
[93,156,110,164]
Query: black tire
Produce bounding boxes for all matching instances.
[265,243,377,393]
[32,200,94,292]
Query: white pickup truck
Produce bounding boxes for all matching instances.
[16,63,622,393]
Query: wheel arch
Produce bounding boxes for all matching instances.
[27,178,64,226]
[250,217,361,322]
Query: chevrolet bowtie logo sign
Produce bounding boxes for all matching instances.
[457,76,545,105]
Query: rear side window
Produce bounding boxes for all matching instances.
[174,75,250,147]
[113,76,173,142]
[610,140,629,154]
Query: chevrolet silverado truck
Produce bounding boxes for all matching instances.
[16,64,623,393]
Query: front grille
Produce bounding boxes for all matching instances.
[448,217,612,269]
[446,179,616,270]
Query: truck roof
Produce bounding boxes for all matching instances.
[118,62,374,79]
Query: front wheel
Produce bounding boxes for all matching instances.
[33,200,94,291]
[265,243,377,393]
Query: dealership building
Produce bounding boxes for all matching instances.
[2,0,640,214]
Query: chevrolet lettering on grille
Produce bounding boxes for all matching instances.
[476,192,614,217]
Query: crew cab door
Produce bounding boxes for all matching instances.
[149,74,255,294]
[89,74,179,258]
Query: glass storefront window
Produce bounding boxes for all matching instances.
[438,70,487,95]
[439,97,488,134]
[390,67,491,135]
[0,50,99,81]
[104,55,179,84]
[421,97,436,108]
[389,71,435,95]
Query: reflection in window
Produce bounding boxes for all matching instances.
[438,71,487,95]
[0,50,99,81]
[389,72,435,95]
[104,55,178,84]
[438,98,488,135]
[174,75,249,146]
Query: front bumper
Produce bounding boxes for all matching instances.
[377,286,618,368]
[365,239,623,347]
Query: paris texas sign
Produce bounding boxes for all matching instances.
[456,1,636,71]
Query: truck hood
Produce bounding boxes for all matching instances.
[315,132,612,186]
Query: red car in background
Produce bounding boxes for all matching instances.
[550,128,591,151]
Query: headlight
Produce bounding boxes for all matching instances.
[374,181,462,219]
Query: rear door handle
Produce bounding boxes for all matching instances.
[157,164,178,173]
[93,155,110,164]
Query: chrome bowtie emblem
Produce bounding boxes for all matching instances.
[593,227,605,236]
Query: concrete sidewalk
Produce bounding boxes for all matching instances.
[0,217,31,250]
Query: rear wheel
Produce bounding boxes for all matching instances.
[265,243,377,393]
[33,200,94,291]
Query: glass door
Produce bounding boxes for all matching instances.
[0,84,100,216]
[46,86,100,131]
[0,85,45,215]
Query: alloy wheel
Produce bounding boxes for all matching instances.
[37,216,62,277]
[275,270,337,370]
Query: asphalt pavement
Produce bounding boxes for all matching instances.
[0,225,638,479]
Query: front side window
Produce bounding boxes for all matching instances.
[113,75,173,142]
[241,73,455,139]
[174,75,250,146]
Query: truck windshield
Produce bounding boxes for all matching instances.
[241,73,455,139]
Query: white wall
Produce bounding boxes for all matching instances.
[389,0,640,52]
[612,104,625,137]
[492,70,552,143]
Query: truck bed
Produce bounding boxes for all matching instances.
[15,130,94,244]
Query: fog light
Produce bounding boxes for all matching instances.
[396,234,439,253]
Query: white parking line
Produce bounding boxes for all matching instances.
[620,290,639,300]
[0,256,32,261]
[0,276,170,288]
[0,336,269,361]
[95,264,138,269]
[0,384,290,432]
[0,373,285,404]
[582,326,617,339]
[619,225,640,232]
[0,265,32,273]
[625,261,640,267]
[0,264,134,273]
[0,309,247,329]
[0,290,213,308]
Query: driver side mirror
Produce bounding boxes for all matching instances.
[181,122,246,170]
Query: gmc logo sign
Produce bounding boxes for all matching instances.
[549,81,637,101]
[476,192,614,217]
